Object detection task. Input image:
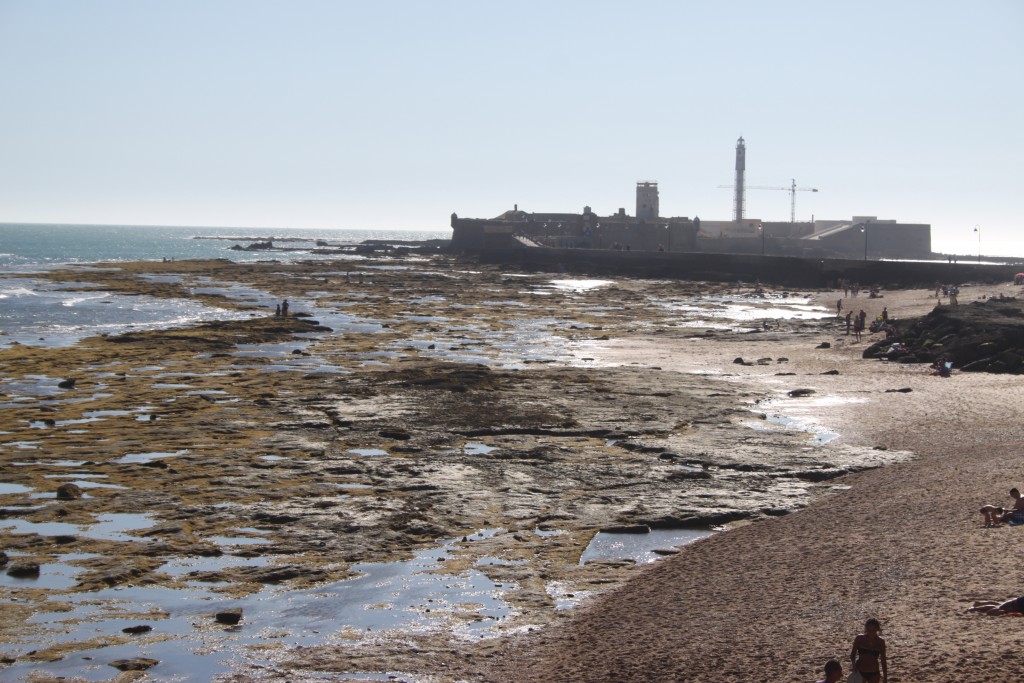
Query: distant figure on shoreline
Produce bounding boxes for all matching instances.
[275,303,281,317]
[980,487,1024,527]
[281,299,289,317]
[850,618,887,683]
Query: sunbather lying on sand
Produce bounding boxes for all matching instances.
[967,596,1024,615]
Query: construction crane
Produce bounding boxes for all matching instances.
[746,179,819,225]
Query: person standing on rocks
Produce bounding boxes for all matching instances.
[281,300,289,317]
[850,618,888,683]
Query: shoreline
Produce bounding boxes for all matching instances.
[2,260,1022,682]
[462,284,1024,682]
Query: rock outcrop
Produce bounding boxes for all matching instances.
[864,296,1024,373]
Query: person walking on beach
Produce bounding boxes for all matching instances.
[845,311,853,336]
[850,618,887,683]
[836,299,843,318]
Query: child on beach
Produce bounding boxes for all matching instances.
[979,487,1024,527]
[815,659,843,683]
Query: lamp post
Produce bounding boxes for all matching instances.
[860,223,869,260]
[973,225,981,263]
[758,223,765,255]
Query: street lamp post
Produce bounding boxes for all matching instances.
[759,223,765,255]
[861,222,869,260]
[974,225,981,263]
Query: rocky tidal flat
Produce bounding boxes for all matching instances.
[1,254,915,680]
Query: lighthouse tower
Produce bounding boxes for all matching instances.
[734,136,746,224]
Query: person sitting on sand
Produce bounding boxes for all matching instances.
[850,618,887,683]
[967,596,1024,615]
[980,488,1024,527]
[815,659,843,683]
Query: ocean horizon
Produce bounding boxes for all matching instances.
[0,222,451,269]
[0,222,451,349]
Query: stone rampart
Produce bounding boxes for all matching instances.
[482,245,1023,288]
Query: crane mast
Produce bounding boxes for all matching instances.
[720,138,818,226]
[745,179,819,225]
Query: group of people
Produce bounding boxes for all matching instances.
[979,487,1024,527]
[842,308,869,341]
[814,619,888,683]
[968,488,1024,620]
[837,285,896,342]
[809,490,1024,680]
[934,281,960,305]
[273,299,289,317]
[837,278,862,298]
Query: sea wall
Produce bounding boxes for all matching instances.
[482,245,1023,288]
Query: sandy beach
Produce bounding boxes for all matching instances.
[468,284,1024,683]
[2,256,1023,683]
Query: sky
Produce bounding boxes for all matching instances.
[0,1,1022,255]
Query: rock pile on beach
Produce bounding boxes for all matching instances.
[863,296,1024,372]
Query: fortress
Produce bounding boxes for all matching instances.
[451,138,932,261]
[452,180,931,261]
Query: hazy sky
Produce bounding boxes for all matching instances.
[1,1,1021,255]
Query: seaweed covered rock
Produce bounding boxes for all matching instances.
[863,297,1024,373]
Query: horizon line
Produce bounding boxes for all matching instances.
[0,220,450,232]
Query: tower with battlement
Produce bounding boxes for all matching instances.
[636,182,659,221]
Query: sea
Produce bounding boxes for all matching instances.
[0,223,449,349]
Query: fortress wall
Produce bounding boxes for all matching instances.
[482,246,1022,288]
